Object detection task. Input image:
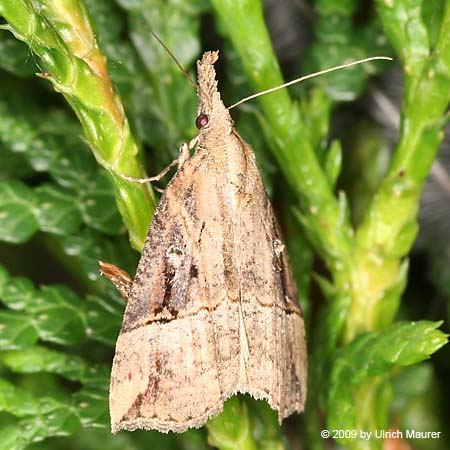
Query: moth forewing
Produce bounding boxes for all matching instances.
[108,51,307,433]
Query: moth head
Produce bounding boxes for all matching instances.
[196,51,233,135]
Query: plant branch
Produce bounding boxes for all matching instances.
[0,0,156,250]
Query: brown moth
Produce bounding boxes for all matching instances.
[103,51,307,433]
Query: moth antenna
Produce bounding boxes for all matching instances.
[227,56,393,110]
[148,28,197,89]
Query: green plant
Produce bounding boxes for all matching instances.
[0,1,448,449]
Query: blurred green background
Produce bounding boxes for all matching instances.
[0,1,449,449]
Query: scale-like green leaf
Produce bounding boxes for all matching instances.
[0,377,39,417]
[34,184,83,235]
[30,285,86,346]
[47,131,96,190]
[0,389,115,449]
[1,347,85,382]
[327,321,448,446]
[78,172,123,235]
[85,295,123,345]
[0,386,114,450]
[0,310,39,350]
[73,388,109,428]
[324,141,343,189]
[0,275,35,310]
[375,0,429,70]
[17,396,81,446]
[0,180,38,243]
[0,424,29,450]
[78,364,110,389]
[0,345,109,388]
[0,82,61,172]
[0,274,89,348]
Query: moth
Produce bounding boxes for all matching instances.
[102,51,307,433]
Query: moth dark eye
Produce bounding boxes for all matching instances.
[195,113,209,129]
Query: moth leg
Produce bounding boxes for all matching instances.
[116,135,199,185]
[178,135,198,166]
[99,261,133,301]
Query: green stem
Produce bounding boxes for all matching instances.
[0,0,156,250]
[346,0,450,341]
